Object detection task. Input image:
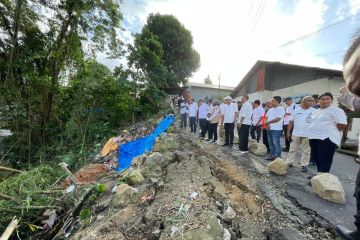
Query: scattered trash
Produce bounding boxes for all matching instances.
[170,226,179,237]
[42,210,57,229]
[189,191,199,200]
[66,185,75,193]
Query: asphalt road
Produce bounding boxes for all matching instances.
[254,138,359,231]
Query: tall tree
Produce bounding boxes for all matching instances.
[0,0,124,163]
[128,13,200,89]
[204,74,212,84]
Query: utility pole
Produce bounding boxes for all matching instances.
[218,73,221,100]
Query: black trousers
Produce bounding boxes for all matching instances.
[354,168,360,231]
[199,118,208,137]
[238,124,251,151]
[224,123,235,145]
[309,138,337,173]
[283,125,292,149]
[189,117,197,133]
[250,125,262,142]
[208,123,218,141]
[263,128,269,151]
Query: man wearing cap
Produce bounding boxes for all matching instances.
[220,96,238,147]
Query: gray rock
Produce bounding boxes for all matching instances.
[128,169,145,185]
[223,206,236,221]
[113,184,138,208]
[311,173,346,204]
[267,158,288,175]
[183,211,224,240]
[145,152,164,165]
[249,143,268,157]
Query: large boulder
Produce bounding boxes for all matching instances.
[128,169,145,185]
[249,143,267,157]
[267,158,288,175]
[311,173,346,204]
[113,184,138,208]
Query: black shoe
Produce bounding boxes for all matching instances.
[288,163,293,168]
[282,148,289,152]
[211,140,217,143]
[308,181,312,186]
[265,156,275,161]
[300,166,308,173]
[205,139,211,142]
[222,144,229,147]
[336,225,360,240]
[229,144,233,148]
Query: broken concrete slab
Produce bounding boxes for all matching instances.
[311,173,346,204]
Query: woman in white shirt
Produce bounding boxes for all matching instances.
[309,92,347,173]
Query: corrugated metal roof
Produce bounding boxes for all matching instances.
[230,60,343,97]
[186,82,234,91]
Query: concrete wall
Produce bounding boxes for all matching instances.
[188,87,233,101]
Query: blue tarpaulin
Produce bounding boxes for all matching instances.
[116,115,175,171]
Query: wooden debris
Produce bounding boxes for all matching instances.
[0,217,19,240]
[0,193,20,204]
[59,162,78,184]
[0,166,24,173]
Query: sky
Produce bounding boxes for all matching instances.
[97,0,360,87]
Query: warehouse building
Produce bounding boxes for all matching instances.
[185,82,234,101]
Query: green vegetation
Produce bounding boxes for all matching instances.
[0,1,199,236]
[0,1,200,170]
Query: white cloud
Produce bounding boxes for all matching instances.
[100,0,342,87]
[349,0,360,16]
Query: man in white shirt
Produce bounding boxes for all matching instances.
[198,99,209,138]
[237,95,252,153]
[180,99,188,129]
[286,96,316,172]
[250,100,265,143]
[265,96,285,160]
[220,96,238,147]
[188,98,198,133]
[283,97,297,152]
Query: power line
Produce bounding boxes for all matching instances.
[262,3,360,56]
[251,0,267,33]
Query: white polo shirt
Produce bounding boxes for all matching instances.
[188,102,198,117]
[283,103,297,125]
[238,101,253,125]
[180,102,188,114]
[266,106,285,130]
[289,107,316,137]
[309,106,347,145]
[252,106,265,126]
[198,103,209,119]
[221,103,238,123]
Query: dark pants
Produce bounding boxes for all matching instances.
[181,114,187,128]
[263,128,270,152]
[208,123,218,141]
[250,125,262,142]
[199,118,208,137]
[189,117,197,133]
[354,168,360,231]
[224,123,235,145]
[283,125,292,149]
[309,138,337,173]
[238,124,251,151]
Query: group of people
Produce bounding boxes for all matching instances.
[177,92,348,176]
